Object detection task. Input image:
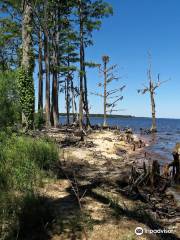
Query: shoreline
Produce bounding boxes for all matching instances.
[41,127,180,239]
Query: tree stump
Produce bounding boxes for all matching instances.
[150,160,160,188]
[170,143,180,183]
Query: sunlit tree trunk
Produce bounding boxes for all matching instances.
[78,0,84,129]
[51,9,59,128]
[66,61,71,125]
[150,81,157,132]
[38,27,43,112]
[82,46,91,128]
[21,0,34,129]
[103,56,109,127]
[70,76,77,122]
[44,31,51,127]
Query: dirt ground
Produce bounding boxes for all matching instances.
[39,129,180,240]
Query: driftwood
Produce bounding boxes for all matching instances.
[128,160,169,191]
[120,160,178,222]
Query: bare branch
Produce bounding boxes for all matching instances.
[90,92,104,98]
[106,64,118,73]
[153,74,169,90]
[137,88,149,94]
[107,85,126,96]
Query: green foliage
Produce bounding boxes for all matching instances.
[0,134,59,192]
[34,109,45,129]
[0,71,21,128]
[0,2,21,70]
[17,67,35,129]
[0,133,59,239]
[76,0,113,46]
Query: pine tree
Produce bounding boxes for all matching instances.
[75,0,113,129]
[0,1,21,71]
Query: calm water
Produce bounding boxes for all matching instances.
[60,116,180,163]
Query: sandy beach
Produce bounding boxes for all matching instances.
[36,128,180,240]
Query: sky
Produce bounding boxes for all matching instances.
[34,0,180,118]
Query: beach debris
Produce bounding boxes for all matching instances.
[168,143,180,183]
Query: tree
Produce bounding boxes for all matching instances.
[37,26,43,112]
[138,53,167,132]
[43,0,51,127]
[50,1,60,128]
[76,0,113,129]
[92,55,125,127]
[17,0,35,130]
[0,0,114,130]
[0,1,21,71]
[0,71,21,128]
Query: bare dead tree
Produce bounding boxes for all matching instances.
[138,53,167,132]
[92,55,125,127]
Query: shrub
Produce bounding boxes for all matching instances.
[0,134,59,239]
[0,134,59,192]
[0,71,21,129]
[34,109,45,130]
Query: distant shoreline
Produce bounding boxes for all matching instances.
[59,113,134,118]
[58,113,180,120]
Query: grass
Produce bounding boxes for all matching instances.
[0,133,59,191]
[0,132,59,239]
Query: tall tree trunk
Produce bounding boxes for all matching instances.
[21,0,34,129]
[150,81,157,132]
[44,31,51,127]
[70,76,77,122]
[65,55,71,125]
[51,69,59,127]
[148,59,157,133]
[38,27,43,112]
[82,46,91,128]
[51,5,59,128]
[66,76,70,125]
[66,77,70,125]
[103,60,107,127]
[78,0,84,129]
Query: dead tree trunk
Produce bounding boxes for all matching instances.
[92,56,125,126]
[150,160,160,187]
[149,76,157,132]
[103,56,109,127]
[170,143,180,183]
[70,76,77,123]
[138,53,167,133]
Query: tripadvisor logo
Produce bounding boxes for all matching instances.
[135,227,143,235]
[135,226,174,235]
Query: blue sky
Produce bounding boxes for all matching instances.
[34,0,180,118]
